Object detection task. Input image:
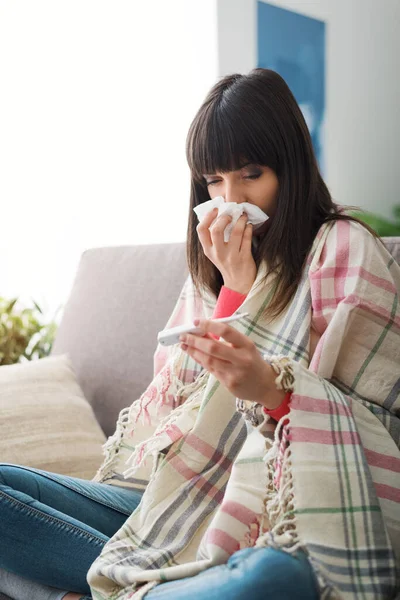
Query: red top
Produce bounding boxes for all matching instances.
[262,391,291,421]
[210,286,291,421]
[212,285,248,320]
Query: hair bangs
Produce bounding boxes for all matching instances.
[187,99,276,185]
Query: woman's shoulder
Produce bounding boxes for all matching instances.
[322,215,378,246]
[309,216,386,273]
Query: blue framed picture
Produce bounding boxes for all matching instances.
[257,1,326,173]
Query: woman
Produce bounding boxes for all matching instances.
[0,69,399,600]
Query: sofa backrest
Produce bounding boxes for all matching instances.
[52,236,400,437]
[52,243,187,437]
[381,237,400,264]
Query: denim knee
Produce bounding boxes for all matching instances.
[0,463,12,486]
[227,546,319,599]
[0,464,29,493]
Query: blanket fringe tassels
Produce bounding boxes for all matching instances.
[92,405,132,482]
[259,422,341,600]
[254,355,340,599]
[92,348,181,483]
[255,354,300,551]
[92,348,208,484]
[254,382,340,599]
[255,412,300,552]
[122,350,210,479]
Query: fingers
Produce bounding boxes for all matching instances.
[209,213,233,252]
[181,337,233,371]
[229,214,249,253]
[209,212,249,255]
[239,222,253,253]
[196,207,218,253]
[196,208,251,256]
[180,333,237,364]
[189,319,250,351]
[197,209,232,256]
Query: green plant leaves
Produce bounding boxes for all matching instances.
[31,299,43,314]
[2,298,18,314]
[0,297,62,365]
[350,205,400,237]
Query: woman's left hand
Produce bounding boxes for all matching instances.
[179,319,285,408]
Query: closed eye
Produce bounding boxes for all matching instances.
[206,173,261,186]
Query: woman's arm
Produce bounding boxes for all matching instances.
[211,285,247,321]
[210,286,291,417]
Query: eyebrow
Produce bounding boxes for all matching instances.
[202,163,254,178]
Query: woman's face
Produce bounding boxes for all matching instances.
[202,163,279,236]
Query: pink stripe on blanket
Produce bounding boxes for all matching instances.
[185,433,223,461]
[334,219,350,301]
[364,449,400,473]
[220,501,258,524]
[163,423,184,444]
[290,395,352,417]
[289,427,361,445]
[167,454,197,480]
[313,266,397,295]
[167,454,226,501]
[312,294,400,329]
[374,483,400,503]
[205,528,241,555]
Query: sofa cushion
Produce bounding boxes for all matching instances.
[51,243,188,437]
[0,354,106,479]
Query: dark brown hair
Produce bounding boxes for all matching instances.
[185,68,377,320]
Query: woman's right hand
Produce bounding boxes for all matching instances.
[196,207,257,295]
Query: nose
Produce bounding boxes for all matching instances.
[223,180,245,205]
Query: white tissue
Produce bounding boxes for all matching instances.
[193,196,269,242]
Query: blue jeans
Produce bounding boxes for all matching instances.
[0,462,143,597]
[0,463,319,600]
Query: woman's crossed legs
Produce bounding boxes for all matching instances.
[0,463,319,600]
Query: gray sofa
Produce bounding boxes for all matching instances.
[1,236,399,600]
[52,242,189,438]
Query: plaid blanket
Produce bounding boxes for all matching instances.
[88,219,400,600]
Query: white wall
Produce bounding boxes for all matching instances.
[217,0,400,218]
[2,0,399,320]
[0,0,218,318]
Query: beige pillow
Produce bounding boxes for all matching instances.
[0,354,106,480]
